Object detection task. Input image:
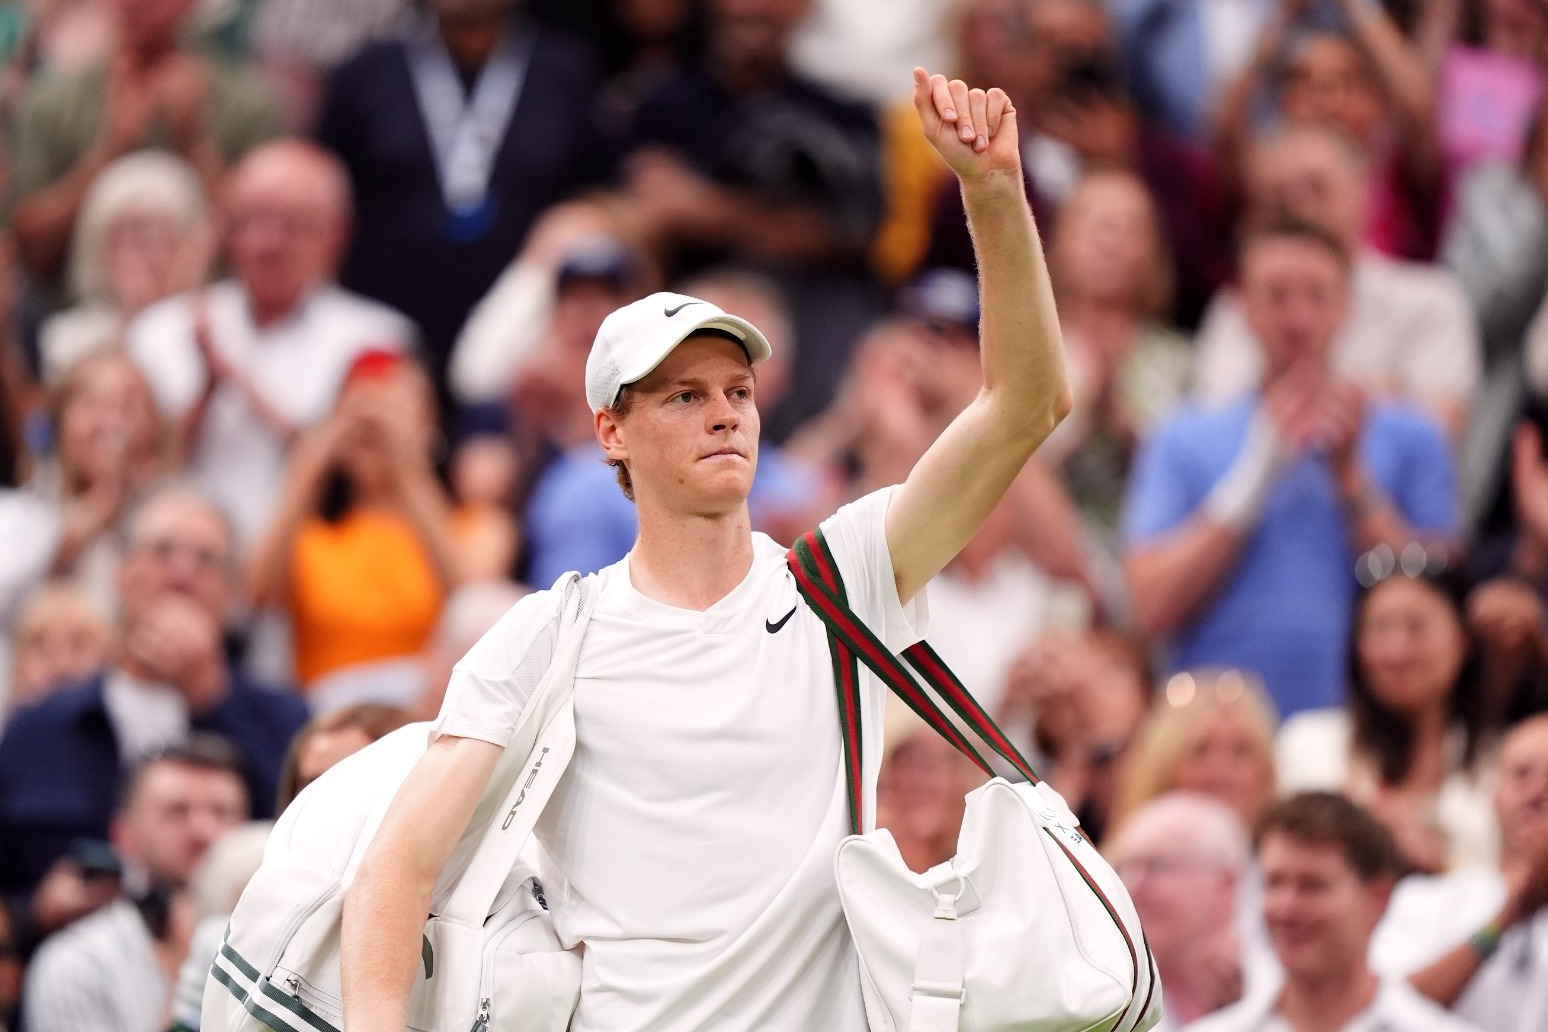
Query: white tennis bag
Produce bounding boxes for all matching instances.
[791,534,1161,1032]
[203,574,597,1032]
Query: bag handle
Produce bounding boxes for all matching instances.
[787,530,1043,836]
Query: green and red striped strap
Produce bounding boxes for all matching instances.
[788,529,1042,834]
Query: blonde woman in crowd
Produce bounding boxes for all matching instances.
[3,580,111,718]
[1108,667,1279,838]
[0,351,168,641]
[39,149,212,384]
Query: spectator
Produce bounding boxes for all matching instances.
[1110,0,1273,141]
[1182,792,1482,1032]
[1194,125,1481,440]
[873,713,981,873]
[0,897,19,1032]
[0,481,307,916]
[449,202,652,410]
[447,432,522,584]
[513,243,643,586]
[39,149,213,385]
[1109,668,1279,835]
[1371,713,1548,1031]
[249,0,408,131]
[1041,170,1192,547]
[1107,792,1264,1030]
[0,351,168,626]
[1417,0,1547,229]
[998,627,1152,842]
[10,0,280,287]
[1124,216,1459,719]
[1214,2,1442,262]
[274,703,412,812]
[126,139,415,548]
[316,0,602,402]
[613,0,885,425]
[6,580,112,717]
[414,578,528,721]
[23,739,250,1032]
[1279,546,1499,871]
[248,355,454,710]
[1444,102,1548,377]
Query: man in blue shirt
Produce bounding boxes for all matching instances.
[1123,215,1457,717]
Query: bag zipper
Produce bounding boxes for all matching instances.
[470,903,545,1030]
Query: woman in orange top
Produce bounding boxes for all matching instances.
[249,352,457,703]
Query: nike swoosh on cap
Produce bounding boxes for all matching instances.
[664,301,702,317]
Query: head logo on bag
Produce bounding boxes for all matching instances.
[502,747,551,830]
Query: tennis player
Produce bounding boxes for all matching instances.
[340,68,1070,1031]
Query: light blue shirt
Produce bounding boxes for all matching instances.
[1122,397,1458,717]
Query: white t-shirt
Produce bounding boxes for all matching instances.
[1191,253,1481,422]
[1181,977,1483,1032]
[435,488,927,1032]
[126,280,414,545]
[1371,865,1548,1032]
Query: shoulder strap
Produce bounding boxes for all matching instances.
[441,572,598,924]
[788,531,1042,836]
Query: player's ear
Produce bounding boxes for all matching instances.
[596,407,629,464]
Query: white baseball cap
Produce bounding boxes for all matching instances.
[585,291,773,412]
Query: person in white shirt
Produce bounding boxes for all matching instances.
[1192,125,1480,441]
[1370,714,1548,1032]
[125,139,414,547]
[1183,791,1483,1032]
[23,739,250,1032]
[1107,792,1271,1031]
[337,68,1071,1032]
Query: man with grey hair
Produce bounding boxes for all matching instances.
[1108,791,1268,1030]
[126,139,416,546]
[0,482,306,940]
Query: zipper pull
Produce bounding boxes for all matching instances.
[470,997,491,1032]
[284,975,300,998]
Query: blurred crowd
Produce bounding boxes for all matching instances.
[0,0,1545,1029]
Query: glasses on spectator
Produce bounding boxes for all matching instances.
[1354,542,1451,590]
[128,535,229,572]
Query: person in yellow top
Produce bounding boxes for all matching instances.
[249,351,458,704]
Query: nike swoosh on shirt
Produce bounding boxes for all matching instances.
[766,606,797,634]
[664,301,702,317]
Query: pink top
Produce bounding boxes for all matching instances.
[1438,44,1544,225]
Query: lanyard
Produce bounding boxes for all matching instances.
[406,19,533,215]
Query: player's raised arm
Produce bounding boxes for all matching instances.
[885,69,1072,604]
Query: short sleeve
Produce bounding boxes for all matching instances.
[1382,414,1460,536]
[431,589,562,748]
[815,487,928,653]
[1122,416,1203,545]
